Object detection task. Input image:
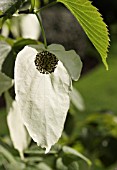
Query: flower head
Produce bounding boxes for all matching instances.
[15,45,72,153]
[14,44,82,153]
[34,51,58,74]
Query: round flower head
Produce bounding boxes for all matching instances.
[34,51,58,74]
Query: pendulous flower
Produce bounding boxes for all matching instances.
[14,45,72,153]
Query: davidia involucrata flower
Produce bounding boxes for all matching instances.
[14,44,82,153]
[1,14,41,39]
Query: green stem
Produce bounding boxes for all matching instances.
[24,150,57,154]
[0,145,16,164]
[34,12,47,49]
[19,1,57,49]
[34,1,57,49]
[36,1,57,13]
[30,0,35,12]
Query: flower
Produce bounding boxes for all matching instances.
[1,14,41,39]
[14,45,72,153]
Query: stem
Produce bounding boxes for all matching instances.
[34,1,57,49]
[34,12,47,49]
[24,150,57,154]
[18,1,57,49]
[36,1,57,13]
[30,0,35,12]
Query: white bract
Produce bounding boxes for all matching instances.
[0,23,9,37]
[20,14,41,39]
[1,14,41,39]
[15,46,72,153]
[70,87,85,111]
[5,92,30,159]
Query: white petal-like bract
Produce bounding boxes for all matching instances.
[70,87,85,111]
[15,46,71,153]
[10,14,41,39]
[20,14,41,40]
[5,92,30,159]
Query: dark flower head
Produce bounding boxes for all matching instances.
[34,51,58,74]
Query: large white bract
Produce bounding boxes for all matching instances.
[14,46,72,153]
[1,14,41,39]
[20,14,41,40]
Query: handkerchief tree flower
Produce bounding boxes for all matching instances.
[14,44,82,154]
[0,0,109,167]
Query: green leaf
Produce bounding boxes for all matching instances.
[0,154,7,166]
[56,158,68,170]
[2,49,16,78]
[37,162,52,170]
[57,0,110,70]
[0,72,13,96]
[0,43,15,79]
[0,108,8,135]
[68,161,79,170]
[0,18,3,30]
[48,44,82,81]
[0,35,15,46]
[0,143,16,164]
[0,41,11,70]
[13,38,39,54]
[62,146,92,166]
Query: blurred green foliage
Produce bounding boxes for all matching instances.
[65,25,117,170]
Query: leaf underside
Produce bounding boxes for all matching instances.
[48,44,82,81]
[57,0,110,70]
